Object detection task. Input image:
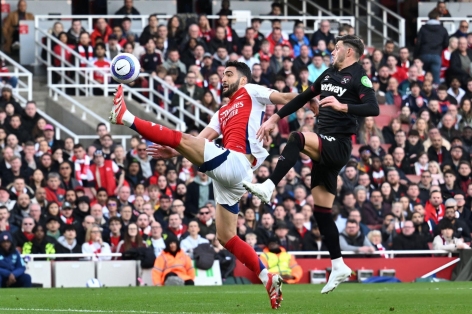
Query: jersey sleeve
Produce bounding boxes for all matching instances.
[245,84,276,105]
[207,111,221,134]
[310,68,329,95]
[346,74,380,117]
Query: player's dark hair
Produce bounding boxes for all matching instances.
[225,61,251,81]
[335,35,364,59]
[428,9,440,20]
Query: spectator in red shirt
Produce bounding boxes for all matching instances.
[90,18,112,46]
[92,43,111,93]
[44,172,66,206]
[386,55,408,83]
[267,28,291,54]
[424,190,445,225]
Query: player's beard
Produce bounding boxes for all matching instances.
[333,52,345,70]
[222,78,240,98]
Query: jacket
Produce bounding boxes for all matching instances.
[90,160,117,196]
[90,24,113,46]
[171,84,205,109]
[362,202,392,226]
[0,232,26,278]
[185,178,214,218]
[289,34,312,58]
[2,10,35,53]
[339,230,373,251]
[448,49,472,82]
[55,236,82,260]
[415,20,449,57]
[152,249,195,286]
[424,200,445,225]
[432,235,469,252]
[22,236,57,260]
[45,186,66,207]
[259,247,303,284]
[392,233,429,251]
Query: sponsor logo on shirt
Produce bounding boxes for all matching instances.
[320,83,347,97]
[220,101,244,127]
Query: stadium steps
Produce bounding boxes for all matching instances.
[44,94,174,147]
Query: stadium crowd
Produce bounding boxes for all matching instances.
[2,0,472,286]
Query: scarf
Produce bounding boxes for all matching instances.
[77,45,94,67]
[72,155,91,184]
[61,215,74,225]
[376,244,389,258]
[225,26,233,42]
[208,82,222,104]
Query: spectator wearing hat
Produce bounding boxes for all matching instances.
[260,235,302,284]
[55,224,82,260]
[302,221,327,253]
[274,221,300,251]
[43,124,64,151]
[90,150,123,197]
[0,85,22,115]
[59,202,77,225]
[0,231,32,288]
[370,76,386,104]
[45,216,62,240]
[152,234,195,286]
[433,220,470,253]
[442,199,471,242]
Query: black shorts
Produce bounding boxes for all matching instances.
[310,134,352,195]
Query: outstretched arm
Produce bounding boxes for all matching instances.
[269,92,299,105]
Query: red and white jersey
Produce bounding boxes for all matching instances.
[208,84,276,170]
[91,58,111,83]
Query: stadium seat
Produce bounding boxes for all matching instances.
[406,174,421,183]
[374,115,391,129]
[96,260,137,287]
[352,144,362,158]
[381,143,391,152]
[378,105,399,116]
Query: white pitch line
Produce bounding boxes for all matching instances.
[0,309,198,314]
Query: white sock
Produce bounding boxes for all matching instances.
[331,257,345,270]
[259,268,269,285]
[121,110,135,127]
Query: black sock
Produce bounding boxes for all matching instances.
[269,132,305,185]
[313,206,342,260]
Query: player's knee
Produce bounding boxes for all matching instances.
[288,132,305,150]
[217,232,234,247]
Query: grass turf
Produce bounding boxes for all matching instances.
[0,282,471,313]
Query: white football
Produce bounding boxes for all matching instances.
[110,53,141,84]
[86,278,102,288]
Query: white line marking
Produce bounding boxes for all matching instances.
[0,309,193,314]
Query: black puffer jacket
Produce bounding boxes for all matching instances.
[415,20,449,57]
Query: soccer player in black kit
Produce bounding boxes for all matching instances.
[243,35,379,294]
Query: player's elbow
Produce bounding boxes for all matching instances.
[372,104,380,117]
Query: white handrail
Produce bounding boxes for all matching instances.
[22,250,454,260]
[0,50,33,104]
[48,85,111,129]
[76,135,132,150]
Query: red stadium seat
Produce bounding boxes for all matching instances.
[401,123,411,133]
[406,174,421,183]
[381,143,391,152]
[352,144,362,157]
[378,105,399,117]
[374,115,392,129]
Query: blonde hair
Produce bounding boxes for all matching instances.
[85,224,102,243]
[367,230,381,243]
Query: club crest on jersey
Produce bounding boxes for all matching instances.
[341,76,351,84]
[321,83,347,97]
[324,75,330,81]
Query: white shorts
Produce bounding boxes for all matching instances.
[199,140,253,209]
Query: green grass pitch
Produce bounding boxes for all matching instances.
[0,282,471,313]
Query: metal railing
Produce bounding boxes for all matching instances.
[36,108,132,150]
[296,0,405,47]
[0,51,33,104]
[417,17,472,35]
[37,27,188,131]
